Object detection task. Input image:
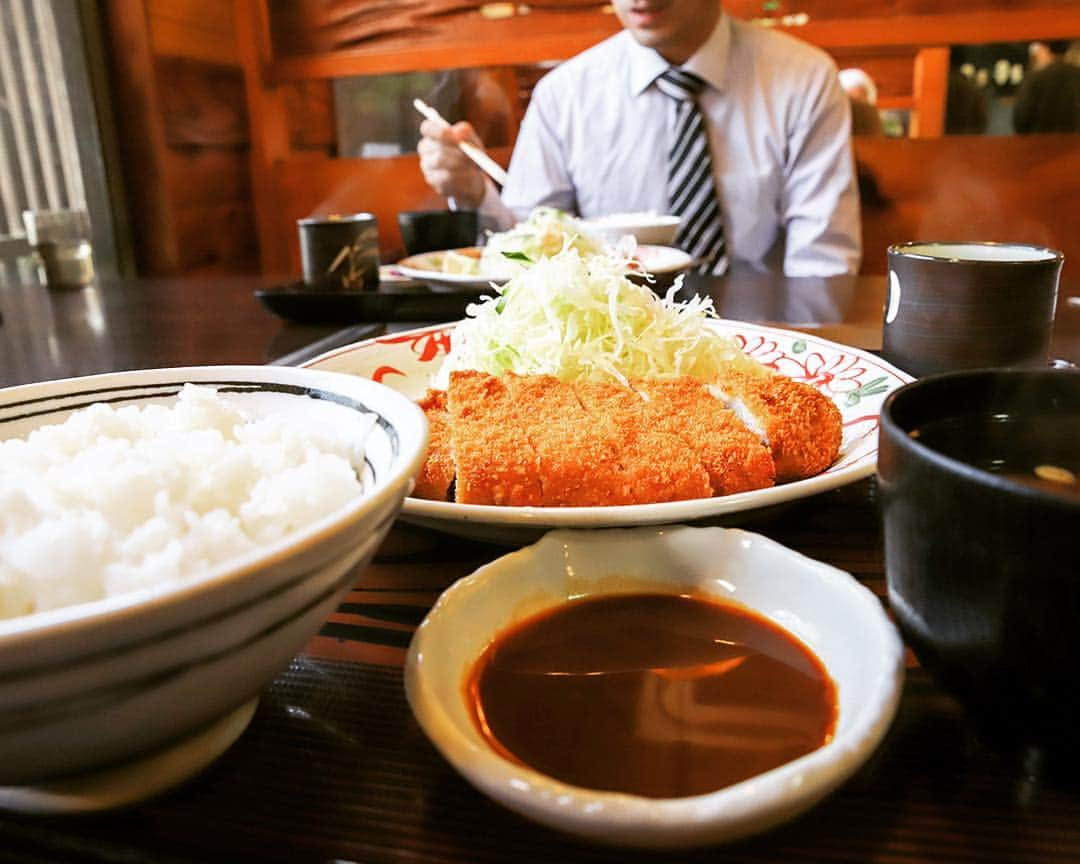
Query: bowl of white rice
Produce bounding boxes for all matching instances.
[0,365,427,800]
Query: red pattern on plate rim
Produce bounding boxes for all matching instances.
[737,334,871,395]
[373,325,887,391]
[376,329,452,364]
[372,366,406,384]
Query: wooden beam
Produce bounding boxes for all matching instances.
[261,7,1080,81]
[773,8,1080,50]
[267,27,619,82]
[235,0,292,274]
[910,48,949,139]
[104,0,179,272]
[148,11,239,65]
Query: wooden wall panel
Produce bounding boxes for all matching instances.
[173,202,259,274]
[147,0,239,66]
[105,0,178,273]
[157,57,249,148]
[147,0,236,34]
[164,149,252,209]
[236,0,293,274]
[855,135,1080,277]
[109,0,258,274]
[284,81,336,153]
[268,1,616,60]
[267,7,621,79]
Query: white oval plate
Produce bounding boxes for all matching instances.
[396,245,694,292]
[405,526,905,848]
[305,320,912,543]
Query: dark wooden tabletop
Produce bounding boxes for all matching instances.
[1,268,1079,863]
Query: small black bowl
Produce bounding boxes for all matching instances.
[398,210,478,256]
[878,369,1080,754]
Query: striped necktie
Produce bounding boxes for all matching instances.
[655,67,728,275]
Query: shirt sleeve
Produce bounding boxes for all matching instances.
[497,77,579,222]
[464,182,517,233]
[780,63,862,277]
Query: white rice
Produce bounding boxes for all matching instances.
[0,384,375,620]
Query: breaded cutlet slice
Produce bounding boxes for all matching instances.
[446,370,543,505]
[573,381,712,504]
[709,369,843,482]
[503,374,634,506]
[414,388,455,501]
[632,377,775,495]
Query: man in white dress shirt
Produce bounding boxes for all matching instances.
[418,0,861,276]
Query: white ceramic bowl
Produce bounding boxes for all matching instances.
[406,526,904,849]
[0,365,428,786]
[580,212,682,246]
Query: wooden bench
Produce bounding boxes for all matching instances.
[854,134,1079,279]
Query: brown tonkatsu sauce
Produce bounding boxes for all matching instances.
[467,593,837,799]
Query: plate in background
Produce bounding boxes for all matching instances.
[396,245,696,293]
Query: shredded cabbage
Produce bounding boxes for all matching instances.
[477,207,605,274]
[434,246,762,388]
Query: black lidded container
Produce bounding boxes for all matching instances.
[398,209,479,257]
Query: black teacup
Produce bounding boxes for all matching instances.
[297,214,379,292]
[883,242,1063,378]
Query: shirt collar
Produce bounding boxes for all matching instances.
[627,12,731,97]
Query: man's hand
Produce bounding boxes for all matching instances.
[417,119,488,208]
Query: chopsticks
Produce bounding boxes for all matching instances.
[413,98,510,187]
[269,323,383,367]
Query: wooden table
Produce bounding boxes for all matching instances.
[1,270,1079,863]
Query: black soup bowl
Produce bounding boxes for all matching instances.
[878,369,1080,754]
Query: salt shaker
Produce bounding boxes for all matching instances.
[21,209,95,287]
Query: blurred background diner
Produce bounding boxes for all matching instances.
[417,1,862,277]
[0,0,1077,286]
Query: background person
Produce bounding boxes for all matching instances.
[418,1,861,277]
[839,68,885,137]
[1013,40,1080,134]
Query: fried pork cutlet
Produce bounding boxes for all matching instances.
[503,374,637,506]
[415,389,455,501]
[445,370,544,506]
[632,378,775,495]
[709,370,843,482]
[411,368,839,506]
[572,380,714,505]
